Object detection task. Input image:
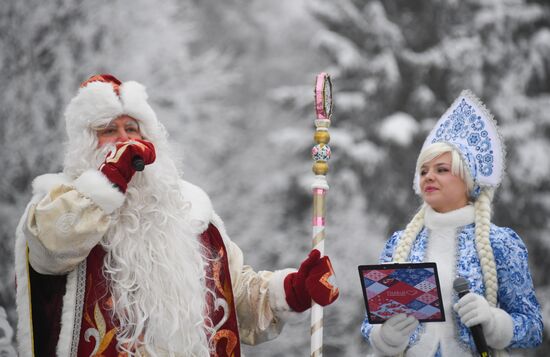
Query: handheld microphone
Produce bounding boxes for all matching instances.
[132,155,145,171]
[453,277,491,357]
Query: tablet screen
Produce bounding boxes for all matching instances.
[358,262,445,324]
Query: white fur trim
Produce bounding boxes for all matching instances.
[32,173,71,197]
[210,212,227,237]
[73,170,125,214]
[119,81,158,128]
[56,268,79,357]
[15,201,36,357]
[180,180,213,234]
[268,269,294,311]
[15,193,85,357]
[485,307,514,349]
[64,81,123,135]
[267,269,305,322]
[16,175,75,355]
[64,79,159,139]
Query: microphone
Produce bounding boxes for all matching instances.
[132,155,145,171]
[453,277,491,357]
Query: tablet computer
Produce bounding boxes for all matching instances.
[358,262,445,324]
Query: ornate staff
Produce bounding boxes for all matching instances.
[310,72,332,357]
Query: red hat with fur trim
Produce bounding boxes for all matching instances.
[64,74,162,142]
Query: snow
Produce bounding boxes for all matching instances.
[378,112,419,147]
[510,138,550,186]
[1,0,550,355]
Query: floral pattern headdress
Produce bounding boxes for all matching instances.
[413,90,505,198]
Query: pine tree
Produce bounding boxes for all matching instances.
[294,0,550,354]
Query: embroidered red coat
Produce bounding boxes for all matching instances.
[15,171,297,357]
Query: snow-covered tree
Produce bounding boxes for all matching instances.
[2,0,549,356]
[299,0,550,354]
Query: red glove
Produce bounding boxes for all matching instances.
[284,249,339,312]
[100,139,156,193]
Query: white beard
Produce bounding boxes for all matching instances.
[86,143,212,357]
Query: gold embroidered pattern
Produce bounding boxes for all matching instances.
[212,329,238,357]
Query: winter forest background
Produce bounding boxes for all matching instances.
[1,0,549,355]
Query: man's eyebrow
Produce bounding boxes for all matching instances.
[99,123,117,130]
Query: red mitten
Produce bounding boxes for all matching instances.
[306,254,339,306]
[284,249,339,312]
[100,139,156,193]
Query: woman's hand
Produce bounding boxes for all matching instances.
[454,292,514,349]
[370,313,418,356]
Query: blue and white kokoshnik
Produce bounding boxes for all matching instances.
[414,90,506,198]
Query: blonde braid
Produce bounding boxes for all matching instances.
[393,205,426,262]
[474,188,498,306]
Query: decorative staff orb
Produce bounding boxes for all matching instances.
[312,144,331,162]
[313,162,329,175]
[314,130,330,144]
[312,144,331,175]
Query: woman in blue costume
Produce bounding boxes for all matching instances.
[361,90,543,356]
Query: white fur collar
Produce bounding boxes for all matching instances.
[32,173,214,228]
[424,205,474,230]
[179,180,213,233]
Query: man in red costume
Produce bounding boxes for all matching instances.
[15,74,339,357]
